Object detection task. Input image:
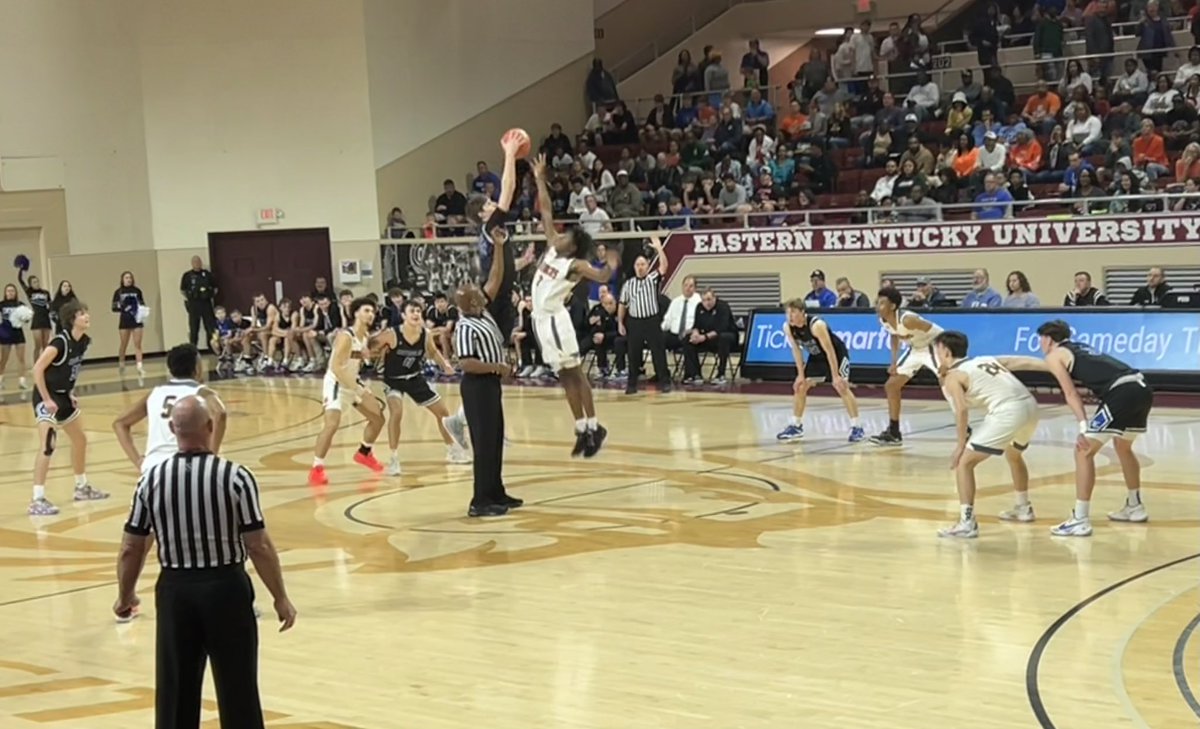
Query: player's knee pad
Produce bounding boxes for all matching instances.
[43,429,56,457]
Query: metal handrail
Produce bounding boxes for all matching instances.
[935,12,1191,54]
[393,192,1200,243]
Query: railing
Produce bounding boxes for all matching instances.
[935,13,1192,54]
[392,192,1200,243]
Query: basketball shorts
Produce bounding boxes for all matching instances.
[804,352,851,384]
[33,390,80,426]
[1087,377,1153,443]
[969,397,1039,455]
[532,310,582,372]
[322,372,363,412]
[384,375,440,407]
[896,344,937,378]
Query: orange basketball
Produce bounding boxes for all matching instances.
[503,128,532,158]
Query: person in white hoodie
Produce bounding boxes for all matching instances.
[871,158,900,203]
[1173,46,1200,89]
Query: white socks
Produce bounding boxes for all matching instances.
[1074,500,1091,520]
[32,484,45,500]
[850,417,860,428]
[575,418,586,433]
[1127,489,1141,506]
[74,473,88,488]
[790,416,801,427]
[586,417,598,431]
[1015,491,1030,507]
[313,457,325,467]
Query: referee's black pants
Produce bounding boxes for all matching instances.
[626,314,671,390]
[156,564,264,729]
[460,373,506,506]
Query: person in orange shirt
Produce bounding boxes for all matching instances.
[1132,117,1170,180]
[778,99,808,142]
[1022,80,1062,135]
[1008,129,1044,177]
[950,133,980,180]
[1177,142,1200,182]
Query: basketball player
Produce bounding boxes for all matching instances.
[775,299,865,443]
[28,300,108,515]
[531,153,620,457]
[308,297,387,487]
[112,343,228,473]
[372,300,468,475]
[999,320,1154,537]
[869,286,944,446]
[933,331,1040,538]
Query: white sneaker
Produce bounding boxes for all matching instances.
[937,520,979,538]
[301,361,316,373]
[516,366,532,378]
[442,414,468,450]
[28,497,59,516]
[385,456,401,476]
[999,504,1036,522]
[446,445,471,464]
[531,366,547,378]
[18,376,29,390]
[136,363,145,375]
[1107,502,1148,523]
[1050,514,1093,537]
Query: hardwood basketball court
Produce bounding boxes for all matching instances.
[0,367,1197,728]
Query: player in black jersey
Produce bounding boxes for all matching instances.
[466,133,524,343]
[425,293,458,360]
[1002,319,1155,537]
[28,300,108,515]
[16,268,52,353]
[775,299,865,443]
[111,270,146,381]
[372,301,467,474]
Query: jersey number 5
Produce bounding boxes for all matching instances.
[161,395,177,419]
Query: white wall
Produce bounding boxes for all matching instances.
[136,0,379,248]
[594,0,626,17]
[0,0,155,254]
[363,0,594,168]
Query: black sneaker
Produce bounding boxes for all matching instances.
[498,494,524,509]
[584,425,607,458]
[660,382,673,394]
[868,430,904,447]
[571,431,588,458]
[624,386,637,395]
[468,502,509,517]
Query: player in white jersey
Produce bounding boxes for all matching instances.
[531,153,621,458]
[112,343,228,473]
[308,297,387,487]
[933,331,1040,539]
[869,286,945,446]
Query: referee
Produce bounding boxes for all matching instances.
[453,226,521,517]
[115,395,296,729]
[617,235,672,395]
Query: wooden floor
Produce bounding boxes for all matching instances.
[0,364,1198,728]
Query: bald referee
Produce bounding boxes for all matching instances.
[617,235,672,395]
[115,396,296,729]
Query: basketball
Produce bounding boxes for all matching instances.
[503,128,531,158]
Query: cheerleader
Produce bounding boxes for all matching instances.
[50,280,77,333]
[111,271,146,377]
[0,284,30,389]
[16,268,52,353]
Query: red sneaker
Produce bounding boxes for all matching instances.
[308,465,328,486]
[353,451,384,473]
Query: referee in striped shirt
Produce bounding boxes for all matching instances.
[453,221,522,517]
[617,235,672,395]
[115,395,296,729]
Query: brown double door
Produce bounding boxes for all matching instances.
[208,228,332,311]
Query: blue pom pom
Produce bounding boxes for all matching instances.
[14,254,30,271]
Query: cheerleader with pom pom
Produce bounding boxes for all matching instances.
[0,283,31,390]
[14,256,52,354]
[111,271,146,379]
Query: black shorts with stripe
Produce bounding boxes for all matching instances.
[1088,380,1153,440]
[804,352,851,383]
[32,390,80,426]
[384,376,440,407]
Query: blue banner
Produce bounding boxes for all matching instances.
[742,309,1200,372]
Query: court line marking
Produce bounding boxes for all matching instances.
[1026,551,1200,729]
[1110,586,1192,729]
[0,580,117,609]
[1172,610,1200,718]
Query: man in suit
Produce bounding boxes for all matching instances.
[681,289,737,385]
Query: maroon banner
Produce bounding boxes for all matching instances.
[662,214,1200,285]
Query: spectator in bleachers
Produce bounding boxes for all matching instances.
[1022,79,1062,135]
[1010,128,1045,176]
[698,45,715,80]
[471,161,501,196]
[384,207,411,239]
[1177,142,1200,179]
[606,101,638,144]
[693,97,718,141]
[741,40,770,88]
[674,95,699,129]
[955,70,983,107]
[1173,177,1200,209]
[946,92,975,138]
[1108,167,1145,212]
[794,48,830,104]
[747,126,776,171]
[813,78,850,116]
[1070,168,1107,214]
[973,171,1014,220]
[713,106,743,156]
[975,131,1008,191]
[865,121,894,168]
[892,157,927,203]
[1034,5,1065,82]
[871,158,900,202]
[1010,4,1036,41]
[1143,74,1179,121]
[434,179,467,234]
[541,123,571,157]
[805,270,838,307]
[714,153,743,182]
[682,132,712,172]
[1083,0,1115,80]
[852,77,886,131]
[586,58,619,107]
[609,171,643,224]
[744,89,775,131]
[835,277,872,308]
[950,133,980,187]
[826,103,853,148]
[899,13,931,68]
[1007,169,1036,207]
[1134,117,1171,178]
[986,66,1017,111]
[849,189,874,223]
[1163,95,1200,147]
[1100,128,1133,179]
[1067,103,1105,154]
[1064,270,1110,305]
[901,134,936,175]
[681,289,736,385]
[579,194,612,236]
[879,22,902,64]
[801,99,831,144]
[717,173,749,215]
[665,196,695,229]
[567,177,593,216]
[779,100,807,142]
[1060,59,1094,99]
[1003,271,1042,307]
[592,159,616,202]
[1183,74,1200,108]
[1103,100,1141,139]
[1048,135,1079,188]
[833,29,856,87]
[1137,1,1174,75]
[1130,266,1172,304]
[551,146,573,173]
[1061,0,1084,26]
[704,51,731,105]
[576,140,597,171]
[962,269,1003,307]
[905,70,940,120]
[974,85,1008,122]
[646,94,674,131]
[672,50,701,104]
[896,183,942,221]
[910,276,948,307]
[972,109,1002,147]
[971,4,1003,67]
[1112,59,1151,107]
[650,151,684,199]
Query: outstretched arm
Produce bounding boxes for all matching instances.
[647,234,668,276]
[497,135,522,212]
[482,230,506,303]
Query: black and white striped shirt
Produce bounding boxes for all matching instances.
[124,452,265,570]
[454,310,506,365]
[620,270,662,318]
